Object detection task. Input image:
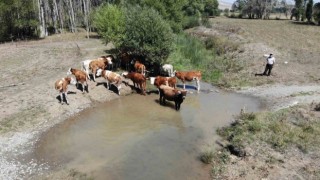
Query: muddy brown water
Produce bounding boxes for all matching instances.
[34,83,263,179]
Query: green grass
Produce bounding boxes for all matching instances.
[217,106,320,152]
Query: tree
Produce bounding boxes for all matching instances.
[94,4,125,47]
[294,0,304,20]
[127,0,188,33]
[122,5,174,64]
[306,0,313,23]
[313,2,320,25]
[203,0,219,16]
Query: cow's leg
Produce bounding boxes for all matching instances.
[85,81,89,93]
[175,102,179,110]
[117,84,121,95]
[92,68,96,82]
[60,92,63,104]
[82,83,85,93]
[86,69,91,80]
[64,92,69,105]
[196,78,200,92]
[106,80,110,89]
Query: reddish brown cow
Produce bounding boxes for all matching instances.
[154,76,176,89]
[89,57,111,81]
[175,71,202,92]
[67,68,88,93]
[119,52,133,70]
[159,85,187,111]
[101,70,122,95]
[54,77,77,105]
[122,72,146,95]
[134,60,146,76]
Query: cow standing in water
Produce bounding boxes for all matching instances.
[54,77,77,105]
[159,85,187,111]
[175,71,201,92]
[154,76,176,89]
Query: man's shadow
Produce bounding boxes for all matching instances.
[255,73,265,76]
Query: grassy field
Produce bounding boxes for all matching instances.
[193,17,320,179]
[187,16,320,88]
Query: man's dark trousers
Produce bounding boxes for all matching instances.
[263,64,273,76]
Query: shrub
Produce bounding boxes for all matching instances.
[183,16,200,29]
[122,6,174,64]
[94,4,125,47]
[313,3,320,25]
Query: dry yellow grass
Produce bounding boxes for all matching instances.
[206,17,320,87]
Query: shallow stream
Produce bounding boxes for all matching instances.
[34,83,263,179]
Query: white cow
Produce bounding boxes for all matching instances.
[160,64,174,77]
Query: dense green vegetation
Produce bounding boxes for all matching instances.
[93,0,222,75]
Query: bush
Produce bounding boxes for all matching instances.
[94,4,125,47]
[122,6,174,64]
[313,3,320,25]
[183,16,200,29]
[229,13,236,18]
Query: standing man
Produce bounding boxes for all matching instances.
[263,53,275,76]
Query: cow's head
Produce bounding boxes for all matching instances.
[174,70,178,77]
[67,68,72,75]
[96,69,103,76]
[121,72,128,77]
[70,77,77,85]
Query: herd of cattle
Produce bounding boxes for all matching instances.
[54,53,202,110]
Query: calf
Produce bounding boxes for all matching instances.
[159,85,187,111]
[175,71,202,92]
[54,77,77,105]
[99,70,122,95]
[122,72,146,95]
[154,76,176,89]
[89,57,112,81]
[160,64,174,77]
[134,60,146,76]
[67,68,88,93]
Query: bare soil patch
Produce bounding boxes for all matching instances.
[0,32,134,179]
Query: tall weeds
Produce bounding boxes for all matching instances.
[167,33,241,83]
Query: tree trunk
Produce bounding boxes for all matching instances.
[38,0,46,38]
[52,0,59,33]
[83,0,89,38]
[68,0,76,33]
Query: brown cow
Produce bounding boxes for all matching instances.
[89,57,112,81]
[175,71,201,92]
[154,76,176,89]
[67,68,88,93]
[122,72,146,95]
[119,52,133,70]
[100,70,123,95]
[54,77,77,105]
[159,85,187,111]
[134,60,146,76]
